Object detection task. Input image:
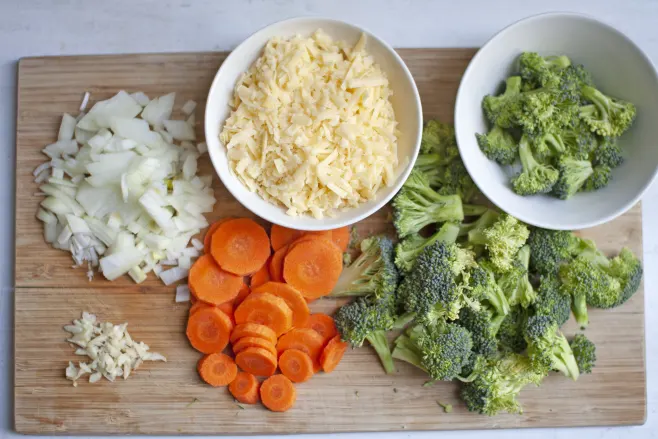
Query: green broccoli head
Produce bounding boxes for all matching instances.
[557,64,595,102]
[497,306,529,354]
[335,295,395,347]
[331,236,399,298]
[607,247,643,307]
[534,273,571,327]
[468,263,511,316]
[476,126,518,165]
[468,213,529,273]
[561,120,599,160]
[570,334,597,374]
[512,136,559,196]
[394,222,460,274]
[519,52,571,89]
[523,315,580,380]
[582,165,612,191]
[552,156,594,199]
[458,306,503,358]
[516,90,577,135]
[482,76,523,128]
[497,245,537,308]
[532,132,566,163]
[591,136,624,168]
[420,120,457,154]
[579,86,636,137]
[432,159,479,203]
[526,228,581,275]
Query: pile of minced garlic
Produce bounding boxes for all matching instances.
[220,30,399,219]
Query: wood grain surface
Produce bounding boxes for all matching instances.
[14,50,646,434]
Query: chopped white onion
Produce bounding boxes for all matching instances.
[163,120,195,141]
[175,285,191,303]
[58,114,76,141]
[159,266,189,286]
[196,142,208,155]
[181,100,197,115]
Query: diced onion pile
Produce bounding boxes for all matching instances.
[64,311,166,386]
[35,91,215,284]
[220,30,399,219]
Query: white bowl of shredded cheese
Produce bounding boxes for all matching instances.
[205,17,422,230]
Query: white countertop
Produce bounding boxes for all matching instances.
[1,1,656,438]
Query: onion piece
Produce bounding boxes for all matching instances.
[159,266,189,286]
[175,285,191,303]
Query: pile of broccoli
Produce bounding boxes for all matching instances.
[331,119,643,416]
[477,52,636,199]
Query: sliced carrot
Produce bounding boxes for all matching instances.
[211,218,271,276]
[186,307,233,354]
[235,347,277,377]
[269,244,289,283]
[279,349,314,383]
[270,225,304,252]
[218,301,235,325]
[188,255,243,306]
[189,300,206,316]
[260,375,296,412]
[233,336,278,358]
[252,282,309,328]
[230,323,277,346]
[320,335,349,373]
[197,353,237,387]
[287,234,331,252]
[234,293,293,336]
[304,313,338,344]
[276,328,325,372]
[283,238,343,299]
[330,227,350,252]
[229,371,260,405]
[250,259,271,288]
[203,218,231,251]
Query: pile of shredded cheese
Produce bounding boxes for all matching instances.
[220,30,399,218]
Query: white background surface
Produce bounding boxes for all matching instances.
[1,1,656,439]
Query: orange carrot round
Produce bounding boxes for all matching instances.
[304,313,338,344]
[189,255,243,305]
[230,323,277,346]
[211,218,271,276]
[279,349,314,383]
[235,347,277,377]
[270,225,304,252]
[186,307,233,354]
[320,335,349,373]
[232,336,278,357]
[203,218,231,251]
[197,353,237,387]
[276,328,325,372]
[268,244,289,283]
[260,375,296,412]
[234,293,293,336]
[234,282,251,307]
[252,282,309,328]
[250,259,271,289]
[229,371,260,405]
[283,238,343,299]
[330,227,350,252]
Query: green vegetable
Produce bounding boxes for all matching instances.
[526,227,592,275]
[511,136,559,196]
[533,273,571,327]
[579,86,636,137]
[519,52,571,88]
[468,213,529,273]
[496,306,529,354]
[552,156,594,199]
[524,315,579,380]
[482,76,523,128]
[570,334,597,374]
[497,245,536,308]
[394,222,460,274]
[476,126,518,165]
[458,306,504,358]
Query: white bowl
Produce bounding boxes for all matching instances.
[205,17,422,231]
[455,12,658,230]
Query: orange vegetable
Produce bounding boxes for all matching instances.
[235,347,277,377]
[229,371,260,405]
[276,328,325,372]
[232,336,278,357]
[230,323,277,346]
[234,293,293,336]
[304,313,338,344]
[197,353,237,387]
[188,255,243,306]
[279,349,314,383]
[218,301,235,324]
[203,218,231,251]
[260,375,296,412]
[268,244,289,283]
[186,307,233,354]
[234,283,251,307]
[211,218,271,276]
[270,225,304,252]
[250,259,271,288]
[330,227,350,252]
[252,282,309,328]
[283,238,343,299]
[320,335,348,373]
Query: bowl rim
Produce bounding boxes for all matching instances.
[454,11,658,230]
[204,16,423,231]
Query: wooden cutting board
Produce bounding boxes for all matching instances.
[14,50,646,434]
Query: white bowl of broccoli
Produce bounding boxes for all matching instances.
[455,12,658,230]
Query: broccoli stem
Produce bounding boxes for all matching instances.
[391,335,425,370]
[463,204,488,216]
[551,337,581,381]
[366,330,395,374]
[392,312,416,330]
[571,293,589,329]
[519,137,539,174]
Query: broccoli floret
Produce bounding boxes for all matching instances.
[511,136,559,196]
[468,213,529,273]
[552,156,593,199]
[591,136,624,168]
[606,247,643,306]
[582,165,612,191]
[432,160,479,203]
[334,296,396,374]
[497,245,537,308]
[557,64,594,102]
[579,86,636,137]
[393,170,464,238]
[468,263,511,316]
[458,209,500,237]
[460,353,544,416]
[476,126,518,165]
[519,52,571,89]
[395,222,460,273]
[523,315,580,380]
[561,120,599,160]
[534,273,571,327]
[420,120,457,155]
[527,228,586,275]
[497,306,529,353]
[532,132,566,162]
[458,306,504,357]
[331,236,399,298]
[482,76,523,128]
[516,90,577,135]
[392,320,474,381]
[570,334,596,374]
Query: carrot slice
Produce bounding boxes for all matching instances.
[276,328,325,372]
[260,375,296,412]
[211,218,271,276]
[235,347,277,377]
[234,293,293,336]
[218,301,235,324]
[304,313,338,344]
[230,323,277,346]
[252,282,309,328]
[270,225,304,252]
[250,260,271,289]
[189,255,243,305]
[330,227,350,252]
[233,336,278,357]
[269,244,289,283]
[279,349,314,383]
[197,353,237,387]
[320,335,349,373]
[203,218,231,251]
[229,371,260,405]
[283,238,343,299]
[186,307,233,354]
[234,282,251,307]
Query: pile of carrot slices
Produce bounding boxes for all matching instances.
[185,219,349,412]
